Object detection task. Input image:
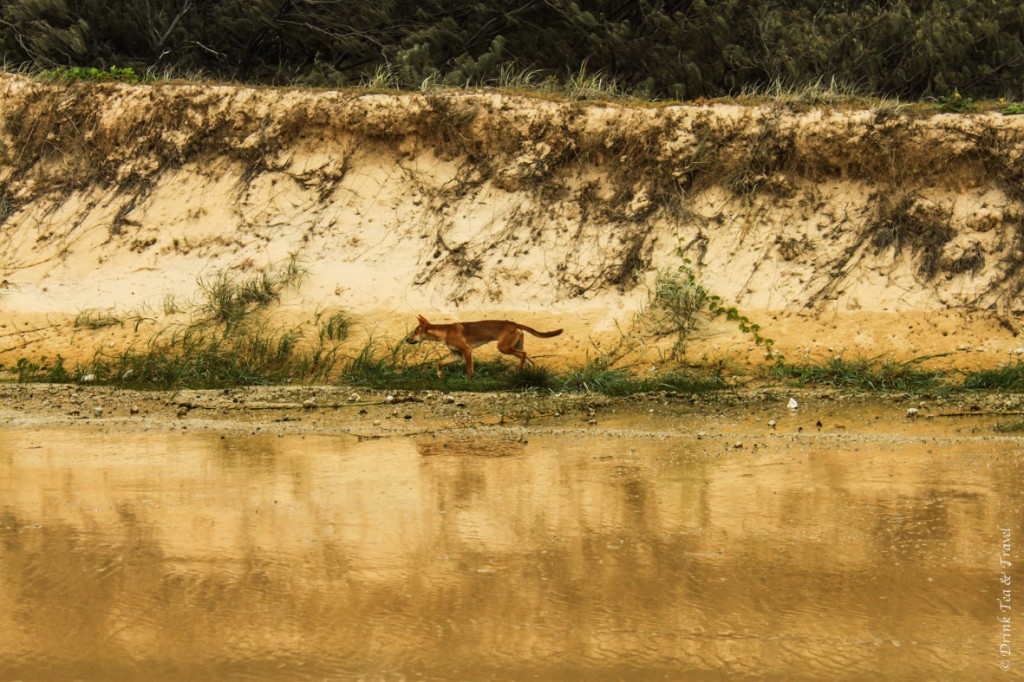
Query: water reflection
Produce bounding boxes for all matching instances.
[1,428,1021,680]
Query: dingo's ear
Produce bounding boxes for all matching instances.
[417,314,428,324]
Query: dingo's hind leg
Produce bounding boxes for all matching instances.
[497,330,531,369]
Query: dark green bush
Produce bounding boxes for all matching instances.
[3,0,1024,100]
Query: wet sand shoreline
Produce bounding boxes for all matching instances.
[2,382,1021,444]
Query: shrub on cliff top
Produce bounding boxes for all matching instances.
[38,66,141,83]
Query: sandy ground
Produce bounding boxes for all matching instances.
[2,381,1022,445]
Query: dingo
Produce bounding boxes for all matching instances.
[406,315,563,379]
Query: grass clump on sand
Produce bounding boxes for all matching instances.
[559,353,725,396]
[770,354,946,392]
[962,362,1024,390]
[340,337,565,393]
[86,321,337,389]
[73,308,123,329]
[340,338,726,395]
[7,356,72,383]
[73,259,349,389]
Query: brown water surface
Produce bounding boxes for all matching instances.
[1,422,1022,680]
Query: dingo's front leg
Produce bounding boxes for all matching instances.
[438,345,474,378]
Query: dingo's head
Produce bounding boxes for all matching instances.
[406,315,431,344]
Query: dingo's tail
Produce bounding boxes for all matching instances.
[517,325,563,338]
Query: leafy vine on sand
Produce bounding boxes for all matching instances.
[641,239,775,361]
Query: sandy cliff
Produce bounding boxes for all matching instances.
[2,74,1023,371]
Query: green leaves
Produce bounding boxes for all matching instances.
[936,89,976,113]
[37,65,141,83]
[642,254,775,362]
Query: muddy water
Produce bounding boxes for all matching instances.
[1,419,1022,680]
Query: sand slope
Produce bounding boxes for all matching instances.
[2,74,1023,370]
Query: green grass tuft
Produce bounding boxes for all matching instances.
[79,318,337,390]
[37,65,142,84]
[54,259,335,389]
[74,308,123,329]
[936,89,976,113]
[13,356,71,383]
[962,363,1024,390]
[195,260,305,330]
[340,342,724,396]
[648,369,727,393]
[562,361,636,395]
[772,354,946,391]
[317,310,351,343]
[994,420,1024,433]
[509,364,557,390]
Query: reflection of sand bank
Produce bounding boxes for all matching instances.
[1,426,1019,678]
